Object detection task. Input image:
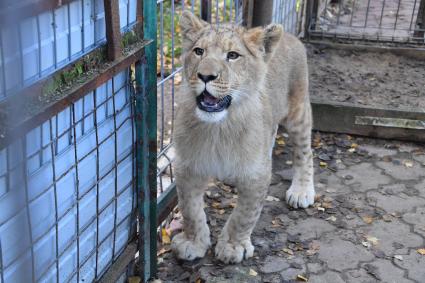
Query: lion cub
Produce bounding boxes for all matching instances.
[171,11,315,264]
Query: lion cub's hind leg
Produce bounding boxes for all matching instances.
[284,85,315,208]
[171,173,211,261]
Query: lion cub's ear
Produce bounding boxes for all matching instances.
[180,11,209,50]
[244,24,283,60]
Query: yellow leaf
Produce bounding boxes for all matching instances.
[297,274,308,281]
[249,268,258,276]
[276,139,285,146]
[283,248,294,255]
[362,216,374,224]
[417,248,425,255]
[212,202,221,209]
[128,276,141,283]
[351,143,358,148]
[161,228,171,245]
[319,161,327,167]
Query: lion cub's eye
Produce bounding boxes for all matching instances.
[193,47,204,56]
[227,51,240,60]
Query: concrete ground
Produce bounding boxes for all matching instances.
[157,131,425,283]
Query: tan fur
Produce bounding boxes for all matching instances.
[171,11,315,264]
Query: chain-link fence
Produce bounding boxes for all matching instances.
[306,0,425,44]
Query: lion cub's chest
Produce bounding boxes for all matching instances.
[181,130,266,181]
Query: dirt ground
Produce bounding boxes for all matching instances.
[156,130,425,283]
[307,44,425,110]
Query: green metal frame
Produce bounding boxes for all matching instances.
[135,0,157,281]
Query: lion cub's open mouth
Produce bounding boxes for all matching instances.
[196,90,232,112]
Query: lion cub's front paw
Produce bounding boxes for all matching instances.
[171,233,210,261]
[215,239,254,264]
[286,183,315,209]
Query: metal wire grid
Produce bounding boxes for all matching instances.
[0,69,137,282]
[156,0,243,198]
[308,0,425,43]
[0,0,137,101]
[273,0,301,34]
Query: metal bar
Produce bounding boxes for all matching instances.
[157,183,177,223]
[21,139,36,283]
[48,118,61,283]
[104,0,123,60]
[136,1,157,282]
[93,87,101,279]
[71,104,82,283]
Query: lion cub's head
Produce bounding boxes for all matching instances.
[180,11,283,123]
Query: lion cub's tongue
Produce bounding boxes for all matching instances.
[203,93,220,105]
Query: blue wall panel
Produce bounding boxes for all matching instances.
[0,69,135,283]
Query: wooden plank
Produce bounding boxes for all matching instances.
[104,0,122,61]
[97,242,137,283]
[311,99,425,142]
[0,41,150,150]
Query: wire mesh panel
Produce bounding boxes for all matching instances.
[307,0,425,44]
[0,0,137,101]
[0,69,137,283]
[155,0,243,208]
[272,0,302,34]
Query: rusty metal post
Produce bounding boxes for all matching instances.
[251,0,274,27]
[414,0,425,40]
[201,0,212,22]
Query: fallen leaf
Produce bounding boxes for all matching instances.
[230,202,237,208]
[218,209,226,215]
[297,274,308,281]
[403,160,413,168]
[365,236,379,246]
[266,195,280,202]
[382,214,392,222]
[196,279,202,283]
[274,148,285,155]
[319,161,327,167]
[128,277,141,283]
[351,143,359,148]
[286,160,293,165]
[317,207,325,212]
[157,247,171,256]
[212,202,221,209]
[417,248,425,255]
[394,255,403,261]
[362,241,371,248]
[326,216,337,222]
[322,202,333,209]
[249,268,258,276]
[348,148,356,153]
[276,138,285,146]
[283,248,294,255]
[362,216,374,224]
[161,228,171,245]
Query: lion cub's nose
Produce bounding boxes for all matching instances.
[197,73,218,83]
